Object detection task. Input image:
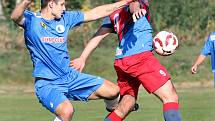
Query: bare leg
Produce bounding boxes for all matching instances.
[88,80,120,100]
[104,94,136,121]
[153,80,178,103]
[55,100,74,121]
[114,95,136,119]
[153,80,181,121]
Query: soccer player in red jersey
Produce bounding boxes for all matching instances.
[71,0,182,121]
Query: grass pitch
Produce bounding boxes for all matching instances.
[0,87,215,121]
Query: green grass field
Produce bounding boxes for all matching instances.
[1,87,215,121]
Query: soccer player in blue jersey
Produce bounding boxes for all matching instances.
[71,0,182,121]
[191,32,215,75]
[10,0,135,121]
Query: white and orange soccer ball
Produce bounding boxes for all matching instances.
[153,31,179,56]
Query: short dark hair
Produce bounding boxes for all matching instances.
[41,0,59,9]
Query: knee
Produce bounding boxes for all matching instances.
[155,80,179,103]
[162,92,179,103]
[109,85,120,99]
[59,107,74,121]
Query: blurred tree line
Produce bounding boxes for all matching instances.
[0,0,98,49]
[0,0,214,43]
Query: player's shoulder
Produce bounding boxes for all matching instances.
[21,10,39,28]
[24,10,37,18]
[63,11,84,17]
[209,32,215,41]
[62,11,71,15]
[209,32,215,36]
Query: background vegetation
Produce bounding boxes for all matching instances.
[0,0,215,85]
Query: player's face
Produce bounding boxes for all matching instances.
[51,0,66,19]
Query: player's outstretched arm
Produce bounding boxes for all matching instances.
[70,27,112,72]
[191,55,207,74]
[83,0,134,22]
[10,0,32,26]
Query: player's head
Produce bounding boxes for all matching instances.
[41,0,66,19]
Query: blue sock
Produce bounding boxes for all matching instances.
[164,110,181,121]
[104,118,112,121]
[163,102,182,121]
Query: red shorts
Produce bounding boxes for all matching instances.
[114,51,170,98]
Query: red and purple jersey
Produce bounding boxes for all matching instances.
[102,1,153,59]
[108,0,150,40]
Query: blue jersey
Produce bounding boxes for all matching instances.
[102,15,153,59]
[201,32,215,73]
[22,10,84,79]
[201,32,215,56]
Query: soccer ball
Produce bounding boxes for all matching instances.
[153,31,179,56]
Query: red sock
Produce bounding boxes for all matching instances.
[105,112,122,121]
[163,102,179,111]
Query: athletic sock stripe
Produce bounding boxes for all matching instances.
[105,112,122,121]
[163,102,179,111]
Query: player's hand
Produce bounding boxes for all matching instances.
[70,57,85,72]
[132,9,146,22]
[23,0,33,6]
[191,65,198,74]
